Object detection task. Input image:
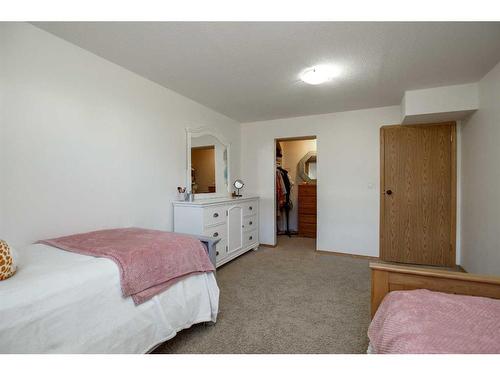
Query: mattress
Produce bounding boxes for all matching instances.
[368,289,500,354]
[0,243,219,353]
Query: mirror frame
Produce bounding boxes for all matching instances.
[186,126,231,199]
[298,151,317,184]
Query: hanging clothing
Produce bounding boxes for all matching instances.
[278,167,292,207]
[276,169,286,210]
[276,167,293,235]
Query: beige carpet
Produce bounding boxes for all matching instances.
[153,236,371,354]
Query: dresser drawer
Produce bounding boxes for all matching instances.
[243,229,258,247]
[242,215,257,232]
[299,214,317,224]
[298,184,317,196]
[242,201,258,217]
[203,223,227,241]
[298,202,316,215]
[215,239,227,262]
[203,206,227,226]
[298,222,316,238]
[299,195,316,206]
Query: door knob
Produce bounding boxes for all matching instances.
[386,189,393,195]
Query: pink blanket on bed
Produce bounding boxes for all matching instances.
[368,289,500,354]
[38,228,215,304]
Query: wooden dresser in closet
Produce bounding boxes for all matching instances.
[298,184,317,238]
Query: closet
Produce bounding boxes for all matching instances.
[276,138,317,240]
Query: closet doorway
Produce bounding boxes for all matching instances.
[275,136,317,246]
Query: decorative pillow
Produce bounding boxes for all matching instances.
[0,239,17,280]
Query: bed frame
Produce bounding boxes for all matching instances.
[370,262,500,318]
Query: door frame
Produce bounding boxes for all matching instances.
[274,135,318,246]
[379,122,457,266]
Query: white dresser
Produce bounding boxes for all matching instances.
[173,196,259,267]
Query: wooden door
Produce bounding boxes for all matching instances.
[227,205,243,254]
[380,122,456,267]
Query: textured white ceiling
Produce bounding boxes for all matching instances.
[33,22,500,122]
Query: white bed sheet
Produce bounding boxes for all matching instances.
[0,244,219,353]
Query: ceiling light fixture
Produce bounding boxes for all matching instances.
[300,64,341,85]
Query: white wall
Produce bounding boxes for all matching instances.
[403,83,479,117]
[241,106,401,257]
[461,60,500,275]
[401,83,479,125]
[0,23,240,247]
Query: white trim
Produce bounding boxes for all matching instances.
[273,139,278,246]
[172,196,258,207]
[274,135,318,247]
[216,242,259,268]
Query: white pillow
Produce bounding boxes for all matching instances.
[0,239,17,280]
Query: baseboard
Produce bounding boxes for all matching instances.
[260,243,278,248]
[216,242,259,267]
[315,249,379,261]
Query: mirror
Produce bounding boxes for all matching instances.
[191,143,216,193]
[233,179,244,197]
[187,128,230,197]
[298,151,317,184]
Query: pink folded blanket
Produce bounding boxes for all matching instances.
[368,289,500,354]
[38,228,215,304]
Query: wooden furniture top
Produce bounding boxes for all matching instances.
[298,183,316,189]
[370,262,500,285]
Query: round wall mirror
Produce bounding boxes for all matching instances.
[233,179,244,197]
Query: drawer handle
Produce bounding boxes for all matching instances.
[213,213,219,218]
[249,206,253,210]
[216,251,219,256]
[249,236,253,240]
[249,221,253,225]
[213,232,219,238]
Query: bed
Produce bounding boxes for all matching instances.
[368,262,500,354]
[0,238,219,353]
